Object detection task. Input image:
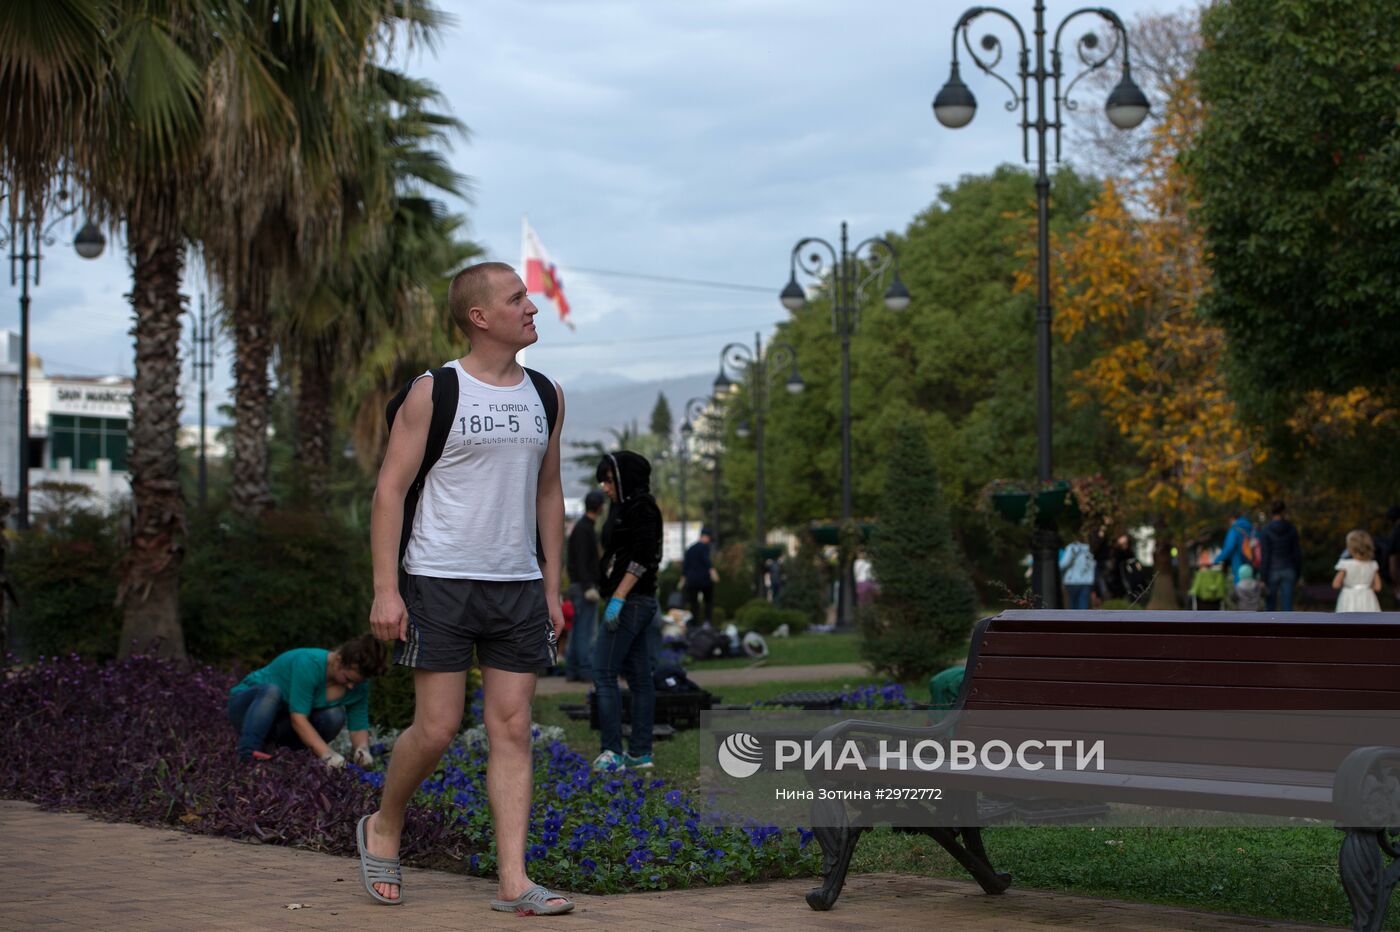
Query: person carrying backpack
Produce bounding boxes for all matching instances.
[359,261,572,916]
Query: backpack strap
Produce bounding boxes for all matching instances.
[524,367,558,438]
[384,366,459,576]
[524,367,559,566]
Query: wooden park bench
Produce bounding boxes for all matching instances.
[801,610,1400,932]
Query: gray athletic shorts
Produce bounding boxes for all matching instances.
[395,575,553,673]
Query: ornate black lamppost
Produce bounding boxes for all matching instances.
[1,191,106,527]
[781,225,910,627]
[932,1,1148,606]
[678,395,715,550]
[714,332,804,595]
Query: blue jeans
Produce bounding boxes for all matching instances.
[1066,584,1093,610]
[1267,568,1296,612]
[593,595,657,757]
[226,683,346,761]
[565,583,597,680]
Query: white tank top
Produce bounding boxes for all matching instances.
[402,360,551,580]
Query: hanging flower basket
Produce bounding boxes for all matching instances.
[985,480,1081,528]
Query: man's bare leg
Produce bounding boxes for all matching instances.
[481,666,566,907]
[364,668,467,901]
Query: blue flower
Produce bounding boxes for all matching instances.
[669,839,683,854]
[798,827,814,849]
[707,848,726,862]
[528,844,548,861]
[664,790,683,806]
[580,858,597,874]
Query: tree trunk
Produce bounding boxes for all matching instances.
[117,192,187,659]
[229,268,274,519]
[1148,519,1179,610]
[294,340,333,501]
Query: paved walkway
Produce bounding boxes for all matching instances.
[3,801,1323,931]
[536,662,870,697]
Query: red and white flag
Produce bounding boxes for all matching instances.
[521,218,574,330]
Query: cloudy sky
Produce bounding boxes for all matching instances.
[4,0,1180,421]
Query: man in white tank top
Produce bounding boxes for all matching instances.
[359,262,571,915]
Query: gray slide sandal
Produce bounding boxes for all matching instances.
[356,814,403,905]
[490,884,575,916]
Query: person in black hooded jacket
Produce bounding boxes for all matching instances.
[592,451,662,771]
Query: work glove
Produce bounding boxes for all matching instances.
[320,749,346,770]
[603,596,625,633]
[352,746,374,768]
[584,586,601,603]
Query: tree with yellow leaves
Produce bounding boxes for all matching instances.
[1026,80,1263,607]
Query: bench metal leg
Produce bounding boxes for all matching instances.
[806,797,867,911]
[1340,828,1400,932]
[918,826,1012,895]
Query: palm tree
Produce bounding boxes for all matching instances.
[281,67,472,499]
[203,0,448,519]
[2,0,292,657]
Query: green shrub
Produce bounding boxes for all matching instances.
[734,598,808,635]
[181,509,371,666]
[861,425,977,681]
[656,560,682,609]
[713,542,754,617]
[9,511,123,660]
[778,531,828,627]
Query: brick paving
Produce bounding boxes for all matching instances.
[2,800,1325,931]
[535,661,870,697]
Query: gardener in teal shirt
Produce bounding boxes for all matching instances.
[228,635,388,767]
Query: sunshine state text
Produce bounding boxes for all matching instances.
[771,739,1106,772]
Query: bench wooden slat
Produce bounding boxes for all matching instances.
[970,656,1400,691]
[979,631,1400,665]
[950,708,1400,746]
[953,725,1371,774]
[965,677,1400,709]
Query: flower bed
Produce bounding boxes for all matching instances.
[0,654,818,891]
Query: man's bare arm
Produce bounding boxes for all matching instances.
[537,381,567,636]
[369,377,432,641]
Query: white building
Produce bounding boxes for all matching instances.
[0,331,133,514]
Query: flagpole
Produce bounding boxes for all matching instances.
[518,215,529,367]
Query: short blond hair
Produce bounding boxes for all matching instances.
[1347,529,1375,561]
[448,261,516,335]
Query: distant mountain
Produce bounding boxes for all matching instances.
[565,371,638,393]
[560,371,717,492]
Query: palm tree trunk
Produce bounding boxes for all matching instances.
[229,268,274,519]
[117,191,187,659]
[295,340,333,500]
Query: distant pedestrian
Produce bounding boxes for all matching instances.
[681,527,718,623]
[1385,506,1400,601]
[1233,564,1264,611]
[565,490,606,682]
[1216,512,1256,583]
[1334,530,1383,613]
[1059,540,1096,610]
[593,451,663,771]
[1259,500,1303,611]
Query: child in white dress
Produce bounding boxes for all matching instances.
[1333,529,1382,613]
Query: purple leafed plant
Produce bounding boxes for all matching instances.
[0,653,452,861]
[0,653,818,891]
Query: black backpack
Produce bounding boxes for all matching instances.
[384,365,559,590]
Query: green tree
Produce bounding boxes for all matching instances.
[649,392,673,438]
[860,424,976,681]
[1187,0,1400,418]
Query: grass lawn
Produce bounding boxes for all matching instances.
[532,672,1383,928]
